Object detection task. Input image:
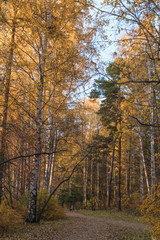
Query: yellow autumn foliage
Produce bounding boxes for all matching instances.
[15,191,65,221]
[0,201,22,232]
[140,184,160,239]
[37,190,65,221]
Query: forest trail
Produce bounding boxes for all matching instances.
[2,211,150,240]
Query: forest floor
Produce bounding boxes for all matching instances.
[1,211,151,240]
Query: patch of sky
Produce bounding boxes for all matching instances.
[78,0,129,99]
[70,0,131,105]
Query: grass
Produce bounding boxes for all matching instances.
[77,209,146,223]
[128,231,151,240]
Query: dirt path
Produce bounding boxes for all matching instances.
[2,211,150,240]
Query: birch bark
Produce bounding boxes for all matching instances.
[43,82,56,191]
[140,154,144,196]
[48,133,57,193]
[136,101,150,194]
[28,21,47,222]
[149,83,156,194]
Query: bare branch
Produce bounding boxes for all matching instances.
[36,150,91,222]
[130,115,160,127]
[0,150,67,166]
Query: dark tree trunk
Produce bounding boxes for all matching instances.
[108,141,115,209]
[0,18,16,202]
[117,135,122,211]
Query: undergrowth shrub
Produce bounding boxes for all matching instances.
[0,189,65,232]
[37,190,65,221]
[122,193,143,216]
[13,190,65,221]
[0,201,22,233]
[15,193,29,220]
[15,190,65,221]
[140,184,160,240]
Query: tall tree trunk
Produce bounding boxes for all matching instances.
[26,97,31,193]
[117,88,122,211]
[106,157,109,210]
[43,81,51,190]
[7,163,13,206]
[26,146,31,193]
[138,123,150,194]
[117,134,122,211]
[48,134,57,193]
[28,83,43,223]
[44,145,52,190]
[153,89,160,164]
[20,95,25,195]
[90,156,93,210]
[0,17,16,202]
[132,154,136,189]
[135,97,150,194]
[108,141,115,209]
[127,150,131,196]
[83,158,87,208]
[16,161,20,199]
[147,60,156,194]
[126,134,132,196]
[140,155,144,196]
[48,153,56,193]
[149,84,156,194]
[28,27,47,222]
[125,149,127,194]
[96,161,99,209]
[12,164,16,199]
[44,83,56,191]
[113,162,116,202]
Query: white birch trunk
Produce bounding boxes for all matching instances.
[136,103,150,194]
[149,84,156,194]
[147,60,156,194]
[135,85,150,194]
[48,134,57,193]
[28,21,47,222]
[44,82,55,190]
[28,86,43,222]
[147,61,156,194]
[140,155,144,196]
[138,123,150,194]
[44,129,56,191]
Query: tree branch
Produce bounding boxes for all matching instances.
[36,151,91,222]
[0,150,67,166]
[130,115,160,127]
